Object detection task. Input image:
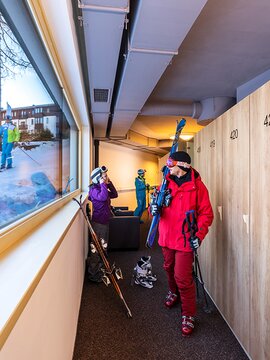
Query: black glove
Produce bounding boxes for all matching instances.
[189,236,201,251]
[150,203,161,216]
[164,189,172,207]
[161,165,166,173]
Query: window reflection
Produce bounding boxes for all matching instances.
[0,11,78,229]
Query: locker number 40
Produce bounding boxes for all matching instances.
[264,114,270,126]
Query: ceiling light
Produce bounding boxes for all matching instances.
[180,134,194,141]
[169,134,194,141]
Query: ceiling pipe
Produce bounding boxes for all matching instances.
[78,1,129,14]
[140,96,236,123]
[198,96,236,123]
[129,43,178,56]
[141,101,202,118]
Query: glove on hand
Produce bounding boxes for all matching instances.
[190,236,201,251]
[150,203,161,216]
[164,189,172,207]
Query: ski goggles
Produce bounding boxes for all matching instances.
[166,158,191,169]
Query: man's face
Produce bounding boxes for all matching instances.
[169,165,179,176]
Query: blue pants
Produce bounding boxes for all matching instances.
[1,142,13,168]
[134,196,146,218]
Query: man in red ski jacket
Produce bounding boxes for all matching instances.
[150,151,213,336]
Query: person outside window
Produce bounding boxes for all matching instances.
[87,166,118,282]
[150,151,213,336]
[0,103,20,170]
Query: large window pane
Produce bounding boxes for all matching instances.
[0,10,78,229]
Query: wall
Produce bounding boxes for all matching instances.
[0,1,91,359]
[99,142,159,211]
[0,212,87,360]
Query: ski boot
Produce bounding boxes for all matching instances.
[164,290,179,308]
[139,256,157,282]
[90,238,107,253]
[133,260,153,288]
[181,316,195,336]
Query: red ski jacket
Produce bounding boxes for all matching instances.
[158,168,214,252]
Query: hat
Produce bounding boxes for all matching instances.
[137,169,146,175]
[170,151,191,171]
[90,167,102,184]
[170,151,191,164]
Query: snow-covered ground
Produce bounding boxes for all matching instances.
[0,140,71,229]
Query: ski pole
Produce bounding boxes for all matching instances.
[18,146,42,166]
[73,195,132,318]
[62,177,73,195]
[184,210,210,313]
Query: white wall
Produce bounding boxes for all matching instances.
[0,214,87,360]
[99,142,160,211]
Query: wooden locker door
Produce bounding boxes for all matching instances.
[198,118,223,303]
[222,97,250,351]
[193,126,212,299]
[249,81,270,360]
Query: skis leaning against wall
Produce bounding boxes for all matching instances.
[73,195,132,318]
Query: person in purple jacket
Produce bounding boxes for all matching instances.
[87,166,118,282]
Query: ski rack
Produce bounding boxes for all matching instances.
[73,195,132,318]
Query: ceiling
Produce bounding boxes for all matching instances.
[76,0,270,155]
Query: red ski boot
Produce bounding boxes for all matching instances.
[181,316,195,336]
[164,291,179,308]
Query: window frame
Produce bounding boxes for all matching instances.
[0,0,81,252]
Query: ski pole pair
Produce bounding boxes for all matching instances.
[183,210,211,313]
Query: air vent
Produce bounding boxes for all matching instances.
[93,88,110,103]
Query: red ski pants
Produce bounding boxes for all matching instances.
[162,247,196,316]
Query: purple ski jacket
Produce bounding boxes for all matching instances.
[88,181,118,224]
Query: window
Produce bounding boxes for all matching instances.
[0,5,79,230]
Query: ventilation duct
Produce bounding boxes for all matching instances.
[198,97,236,124]
[110,0,208,138]
[140,97,236,124]
[141,101,202,119]
[79,0,129,137]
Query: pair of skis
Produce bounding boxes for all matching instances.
[73,195,132,318]
[146,118,186,248]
